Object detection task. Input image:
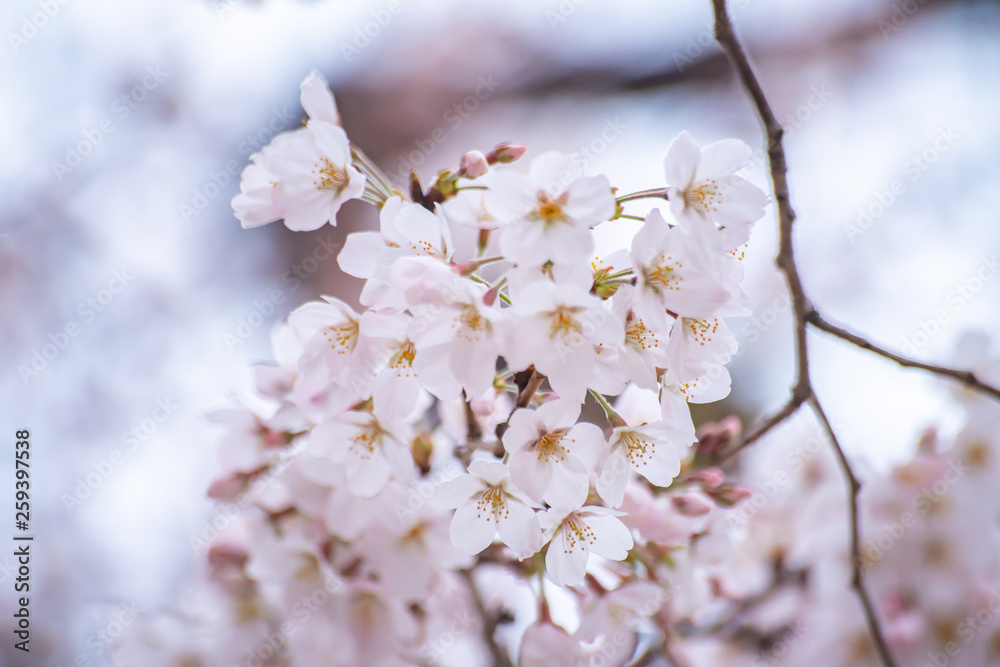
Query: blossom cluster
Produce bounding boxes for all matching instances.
[108,70,1000,667]
[117,71,766,666]
[230,71,764,571]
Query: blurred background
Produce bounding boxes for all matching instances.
[1,0,998,663]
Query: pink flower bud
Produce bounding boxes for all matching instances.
[487,142,528,165]
[452,259,480,276]
[207,473,247,501]
[458,150,489,178]
[670,492,713,517]
[709,484,753,507]
[483,284,501,306]
[688,467,726,490]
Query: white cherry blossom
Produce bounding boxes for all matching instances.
[502,274,623,403]
[486,151,615,266]
[502,399,605,507]
[308,410,413,497]
[431,459,542,558]
[540,503,634,587]
[664,130,768,248]
[630,209,730,330]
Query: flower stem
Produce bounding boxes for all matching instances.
[616,188,669,204]
[351,146,395,199]
[589,389,627,427]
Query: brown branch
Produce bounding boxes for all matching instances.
[711,0,811,427]
[515,369,545,408]
[495,368,545,440]
[808,311,1000,402]
[809,395,897,667]
[460,569,513,667]
[710,2,897,666]
[719,391,809,463]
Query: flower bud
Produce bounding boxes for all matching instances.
[458,150,489,178]
[670,492,713,517]
[708,484,752,507]
[487,142,528,165]
[688,467,725,490]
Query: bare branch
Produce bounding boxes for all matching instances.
[459,569,513,667]
[808,396,898,667]
[719,391,809,464]
[808,311,1000,402]
[710,2,897,665]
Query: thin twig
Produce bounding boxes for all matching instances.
[709,2,897,666]
[809,395,897,667]
[459,569,513,667]
[516,369,545,408]
[711,0,811,402]
[808,312,1000,402]
[718,391,809,464]
[495,368,545,440]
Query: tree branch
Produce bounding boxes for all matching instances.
[808,311,1000,402]
[460,569,513,667]
[719,391,809,463]
[710,2,897,665]
[808,395,897,667]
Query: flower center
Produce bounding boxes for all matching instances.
[314,158,349,192]
[530,191,569,226]
[457,303,487,340]
[532,428,571,462]
[625,317,658,352]
[324,319,359,354]
[685,318,718,346]
[560,514,596,553]
[617,429,655,467]
[389,340,417,375]
[349,419,387,459]
[683,179,720,215]
[475,485,509,524]
[547,305,584,341]
[642,255,684,295]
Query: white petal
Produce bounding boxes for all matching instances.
[508,450,553,502]
[449,502,497,554]
[663,131,701,188]
[596,447,630,508]
[496,499,543,558]
[337,231,384,279]
[545,526,590,587]
[695,138,752,180]
[300,70,339,125]
[429,474,483,509]
[348,453,392,497]
[586,514,633,561]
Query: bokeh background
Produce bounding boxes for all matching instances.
[2,0,999,663]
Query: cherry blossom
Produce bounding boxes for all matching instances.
[486,151,615,266]
[663,130,768,247]
[431,459,543,558]
[502,399,605,506]
[540,503,634,586]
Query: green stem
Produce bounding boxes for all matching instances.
[589,389,627,427]
[603,268,634,280]
[616,187,669,203]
